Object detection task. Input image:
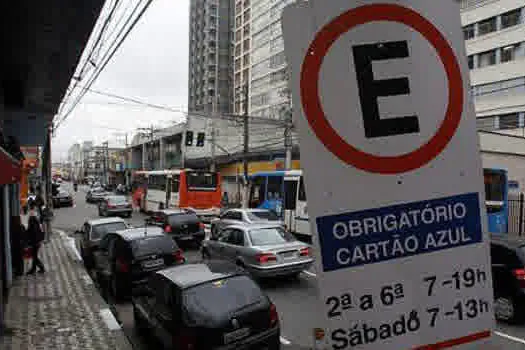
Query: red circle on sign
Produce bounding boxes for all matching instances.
[300,4,464,174]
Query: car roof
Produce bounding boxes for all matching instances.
[157,261,245,289]
[223,222,284,231]
[115,227,164,241]
[491,233,525,249]
[159,209,191,215]
[87,217,126,226]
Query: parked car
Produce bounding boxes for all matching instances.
[92,227,185,299]
[98,195,133,218]
[211,208,283,237]
[86,187,109,203]
[147,209,206,245]
[491,234,525,323]
[132,260,280,349]
[76,217,129,270]
[202,223,314,279]
[52,189,74,208]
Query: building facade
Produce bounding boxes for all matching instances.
[461,0,525,132]
[188,0,234,114]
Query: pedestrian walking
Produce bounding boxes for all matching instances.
[34,189,45,218]
[26,205,45,274]
[10,216,26,277]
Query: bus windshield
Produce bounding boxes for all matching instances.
[484,172,505,202]
[186,172,218,191]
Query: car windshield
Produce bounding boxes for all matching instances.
[131,236,177,257]
[246,210,279,221]
[167,213,199,226]
[249,227,296,246]
[109,196,128,204]
[183,276,264,323]
[91,222,127,240]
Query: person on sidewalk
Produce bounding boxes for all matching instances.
[34,189,45,218]
[26,205,45,274]
[10,216,26,277]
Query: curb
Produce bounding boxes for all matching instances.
[55,229,133,350]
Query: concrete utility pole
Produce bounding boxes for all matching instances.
[243,84,250,207]
[284,107,293,170]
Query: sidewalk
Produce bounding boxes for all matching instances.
[0,231,131,350]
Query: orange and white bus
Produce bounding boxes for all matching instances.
[131,169,222,221]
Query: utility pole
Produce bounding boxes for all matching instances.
[243,84,249,207]
[210,97,217,172]
[102,141,109,185]
[284,106,293,170]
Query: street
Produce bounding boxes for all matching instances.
[51,184,525,349]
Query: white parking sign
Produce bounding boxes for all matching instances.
[282,1,494,349]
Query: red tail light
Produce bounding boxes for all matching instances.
[270,303,278,327]
[173,328,196,350]
[256,253,277,264]
[164,225,172,233]
[513,269,525,288]
[116,258,129,273]
[173,249,185,264]
[199,222,205,230]
[300,247,310,257]
[108,204,116,209]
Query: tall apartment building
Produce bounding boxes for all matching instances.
[233,0,294,118]
[461,0,525,132]
[188,0,234,114]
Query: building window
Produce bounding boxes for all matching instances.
[476,116,496,131]
[243,54,250,66]
[478,17,497,36]
[501,44,520,63]
[235,1,242,14]
[244,9,251,22]
[499,113,520,130]
[235,72,241,86]
[243,38,250,52]
[501,9,521,29]
[243,23,250,37]
[236,29,242,42]
[236,16,242,28]
[235,44,241,56]
[243,69,249,84]
[478,50,496,68]
[235,58,241,71]
[468,55,474,70]
[463,24,475,40]
[270,52,286,68]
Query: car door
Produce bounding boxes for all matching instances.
[210,228,234,259]
[227,228,246,262]
[93,234,116,278]
[154,281,179,348]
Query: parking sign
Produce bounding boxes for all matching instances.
[282,1,494,349]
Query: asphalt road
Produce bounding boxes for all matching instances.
[51,183,525,349]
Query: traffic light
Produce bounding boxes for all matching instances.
[185,131,194,146]
[196,132,205,147]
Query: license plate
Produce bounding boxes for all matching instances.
[280,251,297,259]
[142,258,164,268]
[224,327,250,344]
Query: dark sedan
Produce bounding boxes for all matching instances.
[52,190,74,207]
[147,209,206,245]
[132,261,280,349]
[92,227,185,300]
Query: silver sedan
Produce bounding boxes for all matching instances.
[201,223,314,278]
[210,208,284,237]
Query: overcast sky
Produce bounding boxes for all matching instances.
[52,0,189,161]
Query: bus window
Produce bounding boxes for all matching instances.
[284,180,298,210]
[149,175,166,191]
[172,175,180,193]
[267,176,283,200]
[249,176,266,208]
[187,172,218,191]
[298,177,307,202]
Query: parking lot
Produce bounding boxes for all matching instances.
[51,184,525,349]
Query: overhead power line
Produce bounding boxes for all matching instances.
[55,0,154,131]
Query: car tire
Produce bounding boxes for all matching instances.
[133,305,148,335]
[111,275,123,302]
[495,295,523,323]
[201,248,211,260]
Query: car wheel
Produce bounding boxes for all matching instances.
[201,248,211,260]
[133,305,148,335]
[111,275,123,302]
[495,296,522,323]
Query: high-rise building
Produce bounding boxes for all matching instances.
[238,0,294,119]
[188,0,234,115]
[461,0,525,132]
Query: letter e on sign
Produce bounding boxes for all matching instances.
[299,4,463,174]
